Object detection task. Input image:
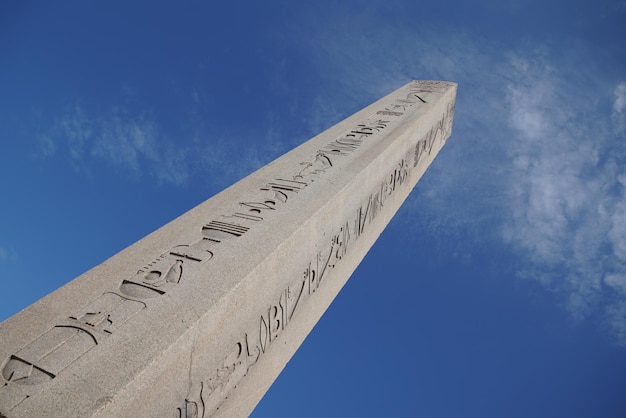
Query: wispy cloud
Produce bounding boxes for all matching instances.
[38,97,295,190]
[502,58,626,341]
[614,81,626,134]
[615,82,626,114]
[39,104,189,185]
[0,247,16,263]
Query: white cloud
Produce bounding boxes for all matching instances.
[502,53,626,334]
[38,133,56,157]
[41,105,189,185]
[613,81,626,133]
[59,105,92,161]
[605,274,626,294]
[92,115,159,173]
[0,247,16,263]
[606,302,626,347]
[507,82,553,142]
[615,82,626,114]
[609,200,626,263]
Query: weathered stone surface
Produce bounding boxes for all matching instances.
[0,80,457,417]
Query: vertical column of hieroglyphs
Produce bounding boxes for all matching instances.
[0,81,456,418]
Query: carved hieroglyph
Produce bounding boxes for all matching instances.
[0,80,457,417]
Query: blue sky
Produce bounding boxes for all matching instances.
[1,1,626,417]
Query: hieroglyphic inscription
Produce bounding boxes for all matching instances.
[413,100,455,168]
[183,152,416,416]
[2,326,96,385]
[70,293,145,335]
[1,239,215,388]
[0,81,455,415]
[318,120,389,157]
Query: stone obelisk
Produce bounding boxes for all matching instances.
[0,80,456,417]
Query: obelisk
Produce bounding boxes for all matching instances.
[0,80,456,417]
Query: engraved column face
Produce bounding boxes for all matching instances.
[0,80,456,418]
